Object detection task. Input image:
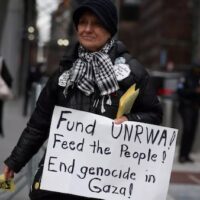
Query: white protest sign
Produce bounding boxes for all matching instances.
[40,106,178,200]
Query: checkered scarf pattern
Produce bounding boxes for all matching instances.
[64,39,119,96]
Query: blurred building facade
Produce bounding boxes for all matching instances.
[137,0,193,70]
[45,0,72,75]
[192,0,200,62]
[0,0,38,95]
[0,1,9,42]
[118,0,141,57]
[0,0,24,95]
[20,0,38,94]
[118,0,200,71]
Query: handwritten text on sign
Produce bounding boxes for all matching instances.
[40,106,178,200]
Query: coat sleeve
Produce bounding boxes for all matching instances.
[124,59,163,125]
[4,71,59,173]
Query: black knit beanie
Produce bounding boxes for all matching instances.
[73,0,118,36]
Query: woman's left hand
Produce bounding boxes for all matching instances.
[114,116,128,124]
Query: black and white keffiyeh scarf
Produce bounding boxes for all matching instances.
[64,39,119,96]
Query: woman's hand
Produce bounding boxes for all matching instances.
[3,165,14,180]
[114,116,128,124]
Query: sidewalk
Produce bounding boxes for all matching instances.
[168,150,200,200]
[0,97,30,200]
[0,97,200,200]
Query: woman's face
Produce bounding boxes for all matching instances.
[77,10,111,52]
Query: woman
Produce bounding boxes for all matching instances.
[3,0,162,199]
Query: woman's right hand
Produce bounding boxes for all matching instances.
[3,165,14,180]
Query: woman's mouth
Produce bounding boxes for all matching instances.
[81,35,95,41]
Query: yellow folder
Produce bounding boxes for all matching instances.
[0,174,15,192]
[116,84,139,118]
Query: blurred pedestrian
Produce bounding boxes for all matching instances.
[23,62,46,116]
[177,63,200,163]
[2,0,162,199]
[0,56,13,137]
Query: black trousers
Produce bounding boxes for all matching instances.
[29,166,100,200]
[30,190,93,200]
[179,104,199,158]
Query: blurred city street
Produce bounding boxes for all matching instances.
[0,97,200,200]
[1,0,200,199]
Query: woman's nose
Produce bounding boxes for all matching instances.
[84,23,92,32]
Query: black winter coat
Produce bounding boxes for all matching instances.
[5,41,162,199]
[177,68,200,108]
